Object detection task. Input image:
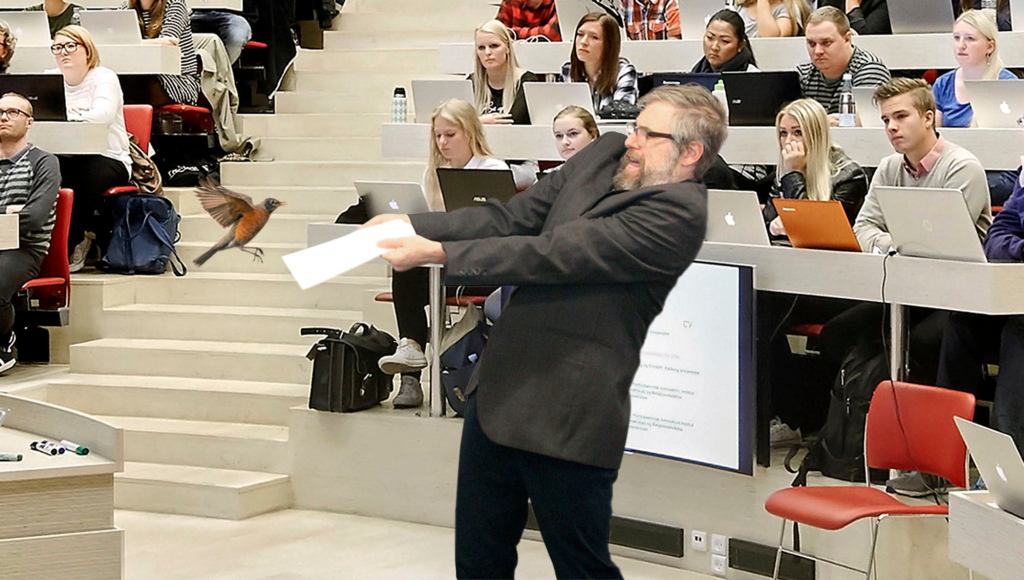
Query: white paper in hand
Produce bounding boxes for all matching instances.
[283,220,416,289]
[0,214,18,250]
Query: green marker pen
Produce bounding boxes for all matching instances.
[59,440,89,456]
[0,453,22,462]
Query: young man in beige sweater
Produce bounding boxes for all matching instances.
[854,77,992,253]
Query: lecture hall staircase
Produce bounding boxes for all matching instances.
[37,0,496,519]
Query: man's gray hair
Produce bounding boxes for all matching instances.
[638,85,728,179]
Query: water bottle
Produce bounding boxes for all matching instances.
[391,86,407,124]
[838,73,856,128]
[712,79,729,121]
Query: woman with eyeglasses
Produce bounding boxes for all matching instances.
[0,20,16,74]
[125,0,200,106]
[52,25,132,271]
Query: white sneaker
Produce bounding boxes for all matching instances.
[769,417,802,447]
[69,231,96,273]
[378,338,428,375]
[0,333,15,374]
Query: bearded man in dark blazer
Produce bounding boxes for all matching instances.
[370,85,727,579]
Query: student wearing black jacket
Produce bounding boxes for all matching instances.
[691,9,758,73]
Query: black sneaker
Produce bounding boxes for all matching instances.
[0,333,16,375]
[885,471,949,498]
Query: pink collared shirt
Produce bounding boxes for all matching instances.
[902,136,946,179]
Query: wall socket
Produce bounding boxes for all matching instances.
[711,533,728,556]
[711,554,728,576]
[690,530,707,552]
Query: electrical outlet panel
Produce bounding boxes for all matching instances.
[690,530,707,552]
[711,533,728,556]
[711,554,728,576]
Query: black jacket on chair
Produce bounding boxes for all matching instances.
[818,0,891,35]
[410,133,707,469]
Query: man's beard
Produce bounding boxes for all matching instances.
[612,153,678,190]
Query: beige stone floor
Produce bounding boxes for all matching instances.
[118,509,712,579]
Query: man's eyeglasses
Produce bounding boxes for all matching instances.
[626,123,676,145]
[50,41,80,55]
[0,109,31,120]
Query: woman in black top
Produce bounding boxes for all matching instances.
[692,10,758,73]
[470,20,539,125]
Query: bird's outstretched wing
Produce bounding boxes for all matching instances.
[194,176,256,228]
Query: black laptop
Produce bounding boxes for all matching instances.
[0,75,68,121]
[436,168,517,211]
[721,71,801,127]
[638,72,720,96]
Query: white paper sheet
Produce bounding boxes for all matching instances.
[282,220,416,289]
[0,214,18,250]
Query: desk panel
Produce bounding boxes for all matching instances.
[440,33,1024,75]
[9,45,180,75]
[32,122,110,155]
[381,124,1024,170]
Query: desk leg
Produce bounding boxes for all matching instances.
[429,266,445,418]
[889,304,908,381]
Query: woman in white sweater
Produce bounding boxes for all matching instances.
[52,25,132,271]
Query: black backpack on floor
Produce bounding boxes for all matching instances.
[303,324,397,413]
[787,340,891,485]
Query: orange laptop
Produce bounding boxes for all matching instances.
[771,199,861,252]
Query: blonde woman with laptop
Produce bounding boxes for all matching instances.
[763,98,867,238]
[470,20,540,125]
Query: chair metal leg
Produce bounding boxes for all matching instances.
[865,517,881,580]
[772,519,787,580]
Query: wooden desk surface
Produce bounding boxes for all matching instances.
[381,123,1024,170]
[32,122,110,155]
[0,425,116,483]
[950,491,1024,580]
[9,44,181,75]
[440,32,1024,75]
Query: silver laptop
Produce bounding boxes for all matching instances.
[955,417,1024,519]
[888,0,954,34]
[678,0,730,40]
[0,11,52,45]
[523,82,596,125]
[964,80,1024,129]
[705,189,770,246]
[355,181,430,217]
[410,80,473,124]
[874,186,987,263]
[79,10,144,45]
[852,87,882,128]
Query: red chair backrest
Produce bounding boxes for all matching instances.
[866,381,975,487]
[32,188,73,309]
[123,104,153,152]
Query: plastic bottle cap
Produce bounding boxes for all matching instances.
[393,87,406,97]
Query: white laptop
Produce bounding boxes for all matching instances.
[852,87,882,128]
[874,186,987,263]
[523,82,596,125]
[705,189,770,246]
[79,10,144,44]
[678,0,730,40]
[964,80,1024,129]
[355,181,430,217]
[888,0,955,34]
[0,12,52,46]
[955,417,1024,519]
[410,79,474,124]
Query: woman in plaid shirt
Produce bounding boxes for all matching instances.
[559,12,638,111]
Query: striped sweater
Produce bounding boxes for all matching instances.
[0,145,61,256]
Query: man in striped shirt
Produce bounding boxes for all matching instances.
[798,7,890,122]
[0,93,60,374]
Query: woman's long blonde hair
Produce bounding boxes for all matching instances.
[424,99,494,210]
[472,20,524,115]
[956,9,1005,80]
[737,0,811,35]
[775,99,848,202]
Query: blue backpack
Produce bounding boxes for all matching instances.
[100,194,187,276]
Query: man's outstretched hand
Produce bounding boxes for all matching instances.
[378,236,447,271]
[363,213,411,228]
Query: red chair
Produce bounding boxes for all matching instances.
[104,104,154,197]
[156,103,215,134]
[20,188,73,321]
[373,291,488,308]
[764,381,976,579]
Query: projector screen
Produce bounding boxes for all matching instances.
[625,261,755,475]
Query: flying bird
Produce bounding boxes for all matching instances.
[192,177,285,266]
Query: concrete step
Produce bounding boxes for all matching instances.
[294,48,439,72]
[276,90,423,114]
[115,462,291,520]
[98,415,288,473]
[171,185,358,216]
[221,160,425,187]
[70,338,311,384]
[46,374,307,426]
[241,113,388,138]
[179,213,336,244]
[178,240,390,276]
[253,137,383,162]
[100,303,361,345]
[322,30,470,50]
[129,272,389,311]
